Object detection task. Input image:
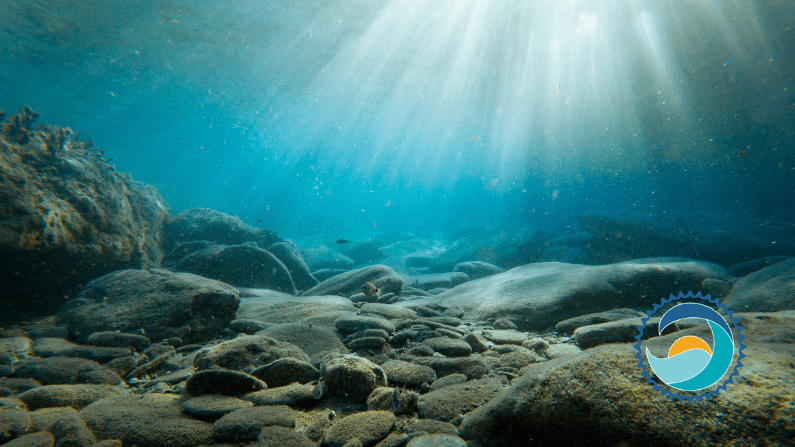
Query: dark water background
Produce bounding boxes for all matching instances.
[1,0,793,237]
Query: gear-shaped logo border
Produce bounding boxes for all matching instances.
[634,291,746,403]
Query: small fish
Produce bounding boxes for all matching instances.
[557,84,561,93]
[361,282,379,297]
[336,239,350,244]
[256,218,262,222]
[312,380,324,400]
[739,151,748,157]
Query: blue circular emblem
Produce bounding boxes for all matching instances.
[634,291,745,403]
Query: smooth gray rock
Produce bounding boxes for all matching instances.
[258,425,314,447]
[302,265,403,298]
[57,269,239,343]
[722,258,795,312]
[460,312,795,446]
[431,259,727,331]
[422,337,472,357]
[32,338,130,363]
[213,405,297,441]
[236,289,357,327]
[268,241,319,292]
[555,308,646,335]
[241,383,316,406]
[323,411,395,447]
[453,261,506,280]
[312,269,349,282]
[417,376,503,421]
[173,244,296,294]
[335,316,395,335]
[322,355,387,402]
[11,357,120,385]
[403,273,469,291]
[85,332,150,351]
[380,360,437,386]
[16,384,123,411]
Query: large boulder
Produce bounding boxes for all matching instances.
[722,258,795,312]
[171,244,297,294]
[56,269,240,343]
[431,225,546,271]
[162,208,280,252]
[0,108,168,322]
[459,311,795,446]
[301,265,403,298]
[267,242,319,292]
[299,245,355,270]
[578,210,795,267]
[430,258,727,331]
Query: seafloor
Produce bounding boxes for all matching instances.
[1,109,793,446]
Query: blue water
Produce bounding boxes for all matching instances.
[1,0,793,236]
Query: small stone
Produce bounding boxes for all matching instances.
[480,330,528,345]
[258,425,314,447]
[12,357,121,385]
[430,374,468,391]
[322,355,388,402]
[422,337,472,357]
[251,358,320,388]
[16,384,123,411]
[405,345,435,357]
[335,316,395,335]
[241,383,316,406]
[323,411,396,447]
[522,338,549,354]
[493,319,518,330]
[381,360,437,386]
[349,337,387,350]
[213,405,298,441]
[463,333,489,353]
[544,344,582,359]
[182,394,252,420]
[86,332,150,351]
[185,370,266,396]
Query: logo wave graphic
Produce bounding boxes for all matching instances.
[634,291,745,402]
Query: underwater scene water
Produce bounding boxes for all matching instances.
[0,1,793,446]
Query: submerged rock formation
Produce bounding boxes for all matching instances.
[0,108,169,322]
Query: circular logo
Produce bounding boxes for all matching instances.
[634,291,745,402]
